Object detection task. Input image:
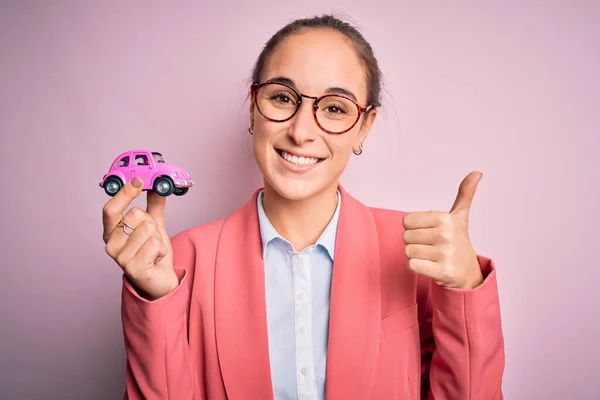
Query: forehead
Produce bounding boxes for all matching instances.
[262,29,368,104]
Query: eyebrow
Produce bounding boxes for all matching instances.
[264,76,359,102]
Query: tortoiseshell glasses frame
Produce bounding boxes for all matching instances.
[250,82,373,134]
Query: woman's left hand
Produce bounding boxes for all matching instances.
[402,171,484,289]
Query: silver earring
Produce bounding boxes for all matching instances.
[353,143,363,155]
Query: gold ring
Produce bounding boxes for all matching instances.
[117,219,135,236]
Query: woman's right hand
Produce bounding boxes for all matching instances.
[102,177,179,300]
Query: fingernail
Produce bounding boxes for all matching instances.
[132,178,142,188]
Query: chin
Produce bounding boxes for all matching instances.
[266,177,328,201]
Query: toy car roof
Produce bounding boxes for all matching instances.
[111,149,163,161]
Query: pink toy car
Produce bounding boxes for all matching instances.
[99,149,194,197]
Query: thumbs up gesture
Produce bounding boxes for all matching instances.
[402,172,484,289]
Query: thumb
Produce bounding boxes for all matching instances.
[146,190,167,226]
[449,171,482,216]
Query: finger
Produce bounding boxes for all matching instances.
[114,220,167,267]
[449,171,482,215]
[146,190,167,227]
[403,211,449,230]
[102,177,144,242]
[403,228,437,245]
[407,258,441,279]
[125,205,171,257]
[123,236,164,281]
[104,207,160,259]
[405,244,440,262]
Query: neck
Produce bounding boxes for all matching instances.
[261,181,339,252]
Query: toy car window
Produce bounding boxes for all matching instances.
[135,155,149,165]
[118,156,129,167]
[152,152,166,163]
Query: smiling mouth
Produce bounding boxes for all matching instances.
[275,148,325,166]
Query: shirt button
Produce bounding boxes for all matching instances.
[299,326,308,335]
[292,257,301,268]
[297,293,306,302]
[301,367,308,376]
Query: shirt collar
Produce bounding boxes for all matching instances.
[256,189,341,260]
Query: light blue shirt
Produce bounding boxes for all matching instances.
[256,190,341,400]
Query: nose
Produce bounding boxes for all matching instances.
[287,99,318,146]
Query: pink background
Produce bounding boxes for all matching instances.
[1,1,599,398]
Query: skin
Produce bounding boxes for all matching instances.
[101,28,484,302]
[403,171,484,289]
[250,29,377,251]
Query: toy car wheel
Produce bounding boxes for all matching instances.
[173,187,189,196]
[104,177,123,196]
[153,176,175,196]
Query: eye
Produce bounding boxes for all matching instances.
[324,104,348,114]
[270,91,296,105]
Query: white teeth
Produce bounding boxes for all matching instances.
[281,150,320,165]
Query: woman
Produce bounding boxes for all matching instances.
[102,15,505,400]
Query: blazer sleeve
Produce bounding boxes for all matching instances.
[120,232,202,400]
[418,255,505,399]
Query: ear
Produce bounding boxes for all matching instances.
[248,91,255,127]
[356,108,378,146]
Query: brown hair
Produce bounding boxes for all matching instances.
[250,14,383,110]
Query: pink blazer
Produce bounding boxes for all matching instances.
[121,186,505,399]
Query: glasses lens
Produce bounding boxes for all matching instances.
[315,95,360,133]
[256,83,299,121]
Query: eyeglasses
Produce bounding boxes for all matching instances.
[251,82,373,134]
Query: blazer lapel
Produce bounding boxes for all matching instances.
[214,189,274,400]
[325,186,382,399]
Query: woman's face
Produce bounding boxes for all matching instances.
[251,29,377,201]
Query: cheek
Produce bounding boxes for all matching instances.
[320,137,352,178]
[252,132,268,164]
[252,123,280,163]
[254,118,281,140]
[327,135,354,160]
